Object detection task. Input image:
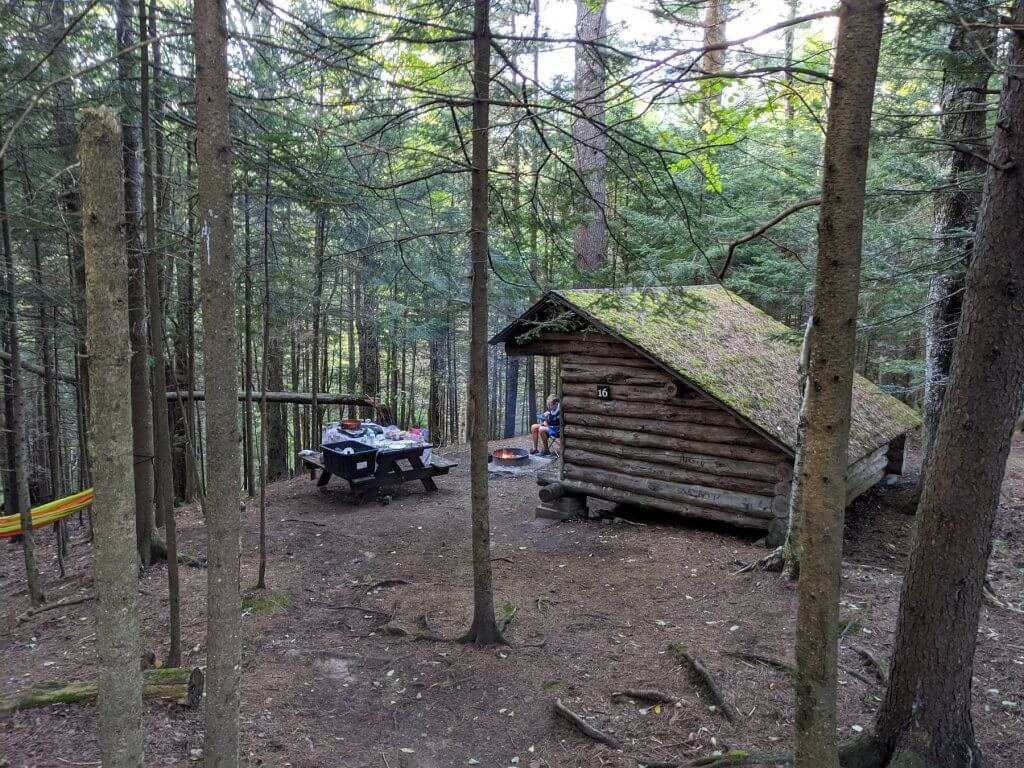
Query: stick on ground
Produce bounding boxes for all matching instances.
[553,698,622,749]
[672,646,740,723]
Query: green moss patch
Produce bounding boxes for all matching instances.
[242,591,289,616]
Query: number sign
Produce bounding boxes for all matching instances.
[596,385,612,400]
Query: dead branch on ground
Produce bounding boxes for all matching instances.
[16,593,94,624]
[552,698,622,749]
[671,645,740,723]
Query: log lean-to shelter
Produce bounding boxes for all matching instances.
[491,287,922,545]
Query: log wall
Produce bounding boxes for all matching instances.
[558,346,791,532]
[508,329,900,536]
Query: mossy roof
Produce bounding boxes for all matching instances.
[495,287,920,461]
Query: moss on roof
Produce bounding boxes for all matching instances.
[551,286,921,461]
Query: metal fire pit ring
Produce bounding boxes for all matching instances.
[490,448,531,467]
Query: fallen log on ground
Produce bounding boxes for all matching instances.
[0,667,204,714]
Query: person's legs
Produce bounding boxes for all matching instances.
[530,423,541,452]
[540,425,550,453]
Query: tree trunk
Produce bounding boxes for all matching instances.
[463,0,504,646]
[80,105,143,767]
[140,0,173,532]
[117,0,157,565]
[310,211,326,442]
[790,2,884,767]
[194,0,242,762]
[142,0,180,665]
[428,336,443,445]
[1,136,45,605]
[242,194,255,497]
[698,0,729,133]
[920,2,996,466]
[847,5,1024,766]
[43,0,90,480]
[573,0,608,275]
[503,354,519,438]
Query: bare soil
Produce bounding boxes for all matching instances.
[2,436,1022,768]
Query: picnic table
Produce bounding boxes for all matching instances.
[299,442,456,505]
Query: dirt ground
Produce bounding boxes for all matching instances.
[2,436,1022,768]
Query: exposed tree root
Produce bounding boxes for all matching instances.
[983,580,1024,614]
[840,664,877,688]
[611,688,676,704]
[690,750,792,767]
[552,698,622,749]
[671,645,739,723]
[733,547,785,575]
[723,651,795,678]
[326,604,393,618]
[852,645,889,685]
[282,517,326,527]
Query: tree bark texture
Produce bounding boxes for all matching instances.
[573,0,608,275]
[140,0,174,530]
[791,2,884,767]
[699,0,729,132]
[921,2,996,464]
[856,5,1024,766]
[464,0,504,645]
[194,0,242,763]
[117,0,157,565]
[1,134,45,604]
[80,105,144,768]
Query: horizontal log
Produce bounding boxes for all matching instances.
[507,340,633,358]
[0,348,79,385]
[773,480,793,496]
[845,448,888,485]
[530,331,618,344]
[846,445,888,476]
[563,435,780,481]
[772,492,791,516]
[845,454,888,498]
[0,667,204,714]
[562,463,774,518]
[564,411,772,449]
[561,478,770,531]
[562,382,692,404]
[563,395,744,427]
[167,390,377,406]
[538,482,565,503]
[562,353,657,368]
[564,447,776,496]
[563,424,786,464]
[561,368,672,387]
[846,467,885,504]
[774,463,794,482]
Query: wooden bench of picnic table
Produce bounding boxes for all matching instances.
[299,444,456,505]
